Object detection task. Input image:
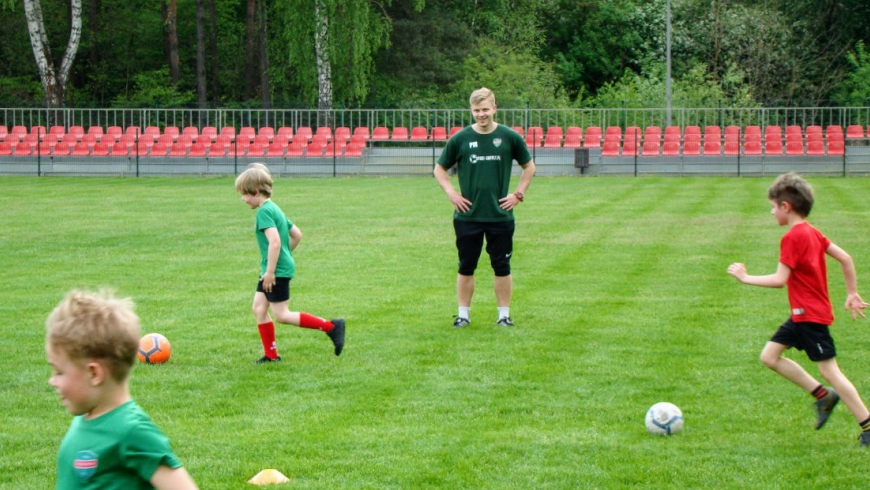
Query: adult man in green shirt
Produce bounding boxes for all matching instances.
[434,87,536,328]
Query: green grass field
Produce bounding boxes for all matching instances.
[2,175,870,489]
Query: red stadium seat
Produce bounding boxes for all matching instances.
[683,141,700,155]
[305,143,323,156]
[111,142,130,155]
[545,126,563,140]
[565,126,583,138]
[200,126,218,142]
[846,125,864,138]
[144,126,161,138]
[183,126,199,141]
[563,134,582,148]
[220,126,236,139]
[525,133,541,148]
[371,126,390,141]
[87,126,104,139]
[246,143,266,157]
[605,126,621,139]
[509,126,524,137]
[285,142,304,157]
[13,142,32,155]
[125,126,143,137]
[276,127,294,141]
[662,142,680,156]
[68,126,85,139]
[723,141,740,155]
[449,127,463,138]
[684,125,701,137]
[149,142,169,156]
[806,125,822,135]
[295,126,313,141]
[352,127,369,140]
[53,142,71,155]
[622,139,638,156]
[526,127,544,146]
[258,126,275,141]
[410,126,428,141]
[0,142,11,155]
[785,141,804,155]
[349,135,367,147]
[391,127,409,140]
[765,140,783,155]
[208,142,227,156]
[188,142,207,156]
[744,141,762,155]
[431,127,448,141]
[601,141,620,156]
[0,125,8,140]
[703,141,721,155]
[828,140,845,155]
[311,135,328,148]
[266,142,285,157]
[344,142,363,157]
[641,141,660,156]
[91,142,110,156]
[253,134,271,146]
[49,125,66,138]
[664,126,681,138]
[11,125,28,138]
[745,125,761,136]
[71,142,90,156]
[543,134,562,148]
[314,126,332,140]
[239,126,256,140]
[806,140,825,155]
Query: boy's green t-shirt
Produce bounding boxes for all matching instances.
[255,199,296,278]
[55,400,183,490]
[437,124,531,222]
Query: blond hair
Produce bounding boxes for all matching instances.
[470,87,496,107]
[45,290,140,383]
[768,172,815,217]
[235,162,273,197]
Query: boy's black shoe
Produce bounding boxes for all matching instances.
[859,431,870,447]
[453,317,470,328]
[328,319,345,356]
[814,388,840,430]
[497,316,515,327]
[255,355,281,364]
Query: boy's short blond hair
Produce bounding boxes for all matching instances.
[470,87,496,107]
[45,290,140,383]
[768,172,814,217]
[235,162,273,197]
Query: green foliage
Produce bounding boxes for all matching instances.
[0,77,43,104]
[832,41,870,106]
[111,68,196,108]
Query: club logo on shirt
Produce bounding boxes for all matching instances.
[493,138,502,147]
[74,450,99,480]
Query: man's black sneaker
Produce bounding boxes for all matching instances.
[453,317,470,328]
[328,319,345,356]
[255,355,281,364]
[859,431,870,447]
[815,388,840,430]
[497,316,515,327]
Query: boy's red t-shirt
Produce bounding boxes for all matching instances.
[779,222,833,325]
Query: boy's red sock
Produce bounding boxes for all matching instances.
[298,313,334,332]
[812,385,828,400]
[257,322,279,359]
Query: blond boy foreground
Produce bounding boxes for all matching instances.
[46,289,198,489]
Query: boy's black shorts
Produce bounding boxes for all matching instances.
[453,219,515,277]
[770,318,836,362]
[257,277,291,303]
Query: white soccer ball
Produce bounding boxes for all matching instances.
[645,402,684,435]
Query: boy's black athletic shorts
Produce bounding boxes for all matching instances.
[770,318,836,362]
[257,277,291,303]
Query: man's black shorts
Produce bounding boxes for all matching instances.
[770,318,836,362]
[257,277,291,303]
[453,219,515,276]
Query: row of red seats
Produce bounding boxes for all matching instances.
[601,139,845,157]
[0,140,365,157]
[0,124,459,143]
[3,123,867,149]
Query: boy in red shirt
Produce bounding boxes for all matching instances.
[728,172,870,446]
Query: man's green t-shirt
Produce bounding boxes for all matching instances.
[255,199,296,278]
[437,124,531,222]
[55,400,183,490]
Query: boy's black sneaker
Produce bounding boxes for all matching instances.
[814,388,840,430]
[255,355,281,364]
[453,317,470,328]
[497,316,515,327]
[859,431,870,447]
[328,319,345,356]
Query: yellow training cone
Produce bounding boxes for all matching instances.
[248,469,290,485]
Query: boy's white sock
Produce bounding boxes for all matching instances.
[497,307,510,319]
[458,307,471,320]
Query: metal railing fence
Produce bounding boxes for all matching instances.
[3,106,870,133]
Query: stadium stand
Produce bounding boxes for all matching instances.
[601,141,620,156]
[391,127,409,141]
[410,126,428,141]
[543,134,562,148]
[641,140,660,156]
[563,134,582,148]
[201,126,218,141]
[662,141,680,156]
[345,143,363,157]
[744,141,762,155]
[785,141,804,155]
[683,140,700,155]
[431,127,448,141]
[371,126,390,140]
[765,140,783,154]
[315,126,332,140]
[306,143,324,156]
[353,126,370,140]
[703,141,721,155]
[295,126,313,141]
[846,125,865,138]
[828,140,845,155]
[112,142,130,155]
[286,142,304,157]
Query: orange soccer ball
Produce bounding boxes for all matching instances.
[137,333,172,364]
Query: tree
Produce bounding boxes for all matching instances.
[22,0,82,108]
[196,0,207,106]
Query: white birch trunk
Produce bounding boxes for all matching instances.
[314,0,333,121]
[23,0,82,108]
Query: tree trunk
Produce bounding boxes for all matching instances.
[167,0,180,85]
[23,0,83,108]
[314,0,333,125]
[258,0,270,110]
[196,0,208,107]
[244,0,259,101]
[207,0,221,101]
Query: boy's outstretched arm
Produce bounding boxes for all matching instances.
[727,262,791,288]
[826,243,869,320]
[151,465,199,490]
